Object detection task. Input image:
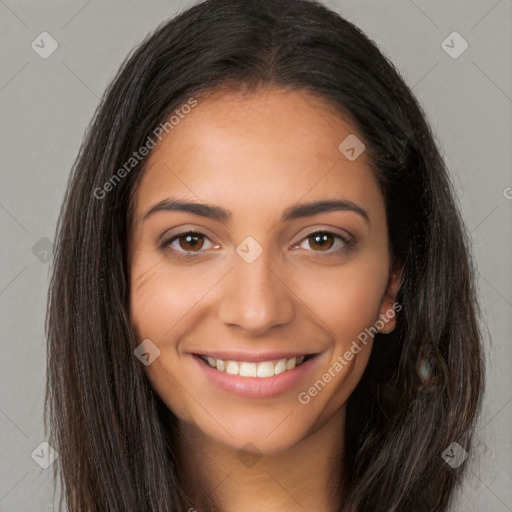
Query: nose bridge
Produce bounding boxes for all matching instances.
[218,245,294,334]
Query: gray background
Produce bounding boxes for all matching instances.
[0,0,511,510]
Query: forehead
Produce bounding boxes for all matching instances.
[132,87,382,221]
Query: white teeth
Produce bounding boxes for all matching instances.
[286,357,296,370]
[257,361,275,378]
[239,362,257,377]
[226,361,239,375]
[274,359,287,375]
[201,354,309,378]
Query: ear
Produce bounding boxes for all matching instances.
[377,267,401,334]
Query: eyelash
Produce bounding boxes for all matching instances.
[160,230,354,260]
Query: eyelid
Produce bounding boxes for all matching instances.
[158,224,216,244]
[291,224,354,245]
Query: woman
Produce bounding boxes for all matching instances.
[45,0,484,510]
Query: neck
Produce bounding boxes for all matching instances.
[176,408,346,512]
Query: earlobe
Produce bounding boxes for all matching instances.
[378,268,401,334]
[378,318,396,334]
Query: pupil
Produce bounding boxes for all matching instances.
[181,233,203,251]
[310,233,333,251]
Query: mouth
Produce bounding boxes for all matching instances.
[191,351,321,399]
[194,353,317,378]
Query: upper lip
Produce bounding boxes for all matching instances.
[193,351,318,362]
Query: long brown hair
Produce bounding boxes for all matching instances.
[45,0,485,510]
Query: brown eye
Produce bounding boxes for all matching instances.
[307,232,335,252]
[294,230,353,256]
[162,231,215,258]
[177,232,205,252]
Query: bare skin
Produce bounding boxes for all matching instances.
[128,86,399,512]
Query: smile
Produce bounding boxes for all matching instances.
[198,354,312,378]
[192,351,320,398]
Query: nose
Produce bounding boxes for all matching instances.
[217,249,295,336]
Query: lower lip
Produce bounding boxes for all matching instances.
[192,354,319,399]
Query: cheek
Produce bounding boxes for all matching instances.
[298,257,388,340]
[130,260,172,340]
[292,255,388,412]
[130,256,211,341]
[129,257,200,420]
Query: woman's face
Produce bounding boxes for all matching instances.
[129,87,398,454]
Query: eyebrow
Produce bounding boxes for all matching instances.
[142,198,369,224]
